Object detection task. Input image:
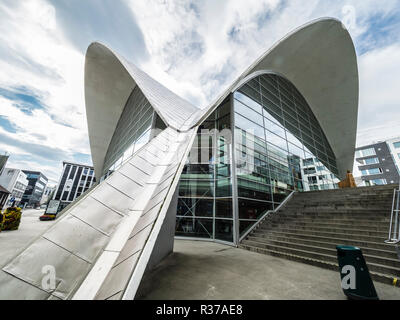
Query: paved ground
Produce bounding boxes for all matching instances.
[1,214,399,300]
[138,239,400,300]
[0,209,56,268]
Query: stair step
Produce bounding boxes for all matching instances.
[264,218,390,231]
[242,238,400,269]
[293,195,395,201]
[285,201,392,207]
[260,224,388,237]
[282,208,391,215]
[247,234,398,259]
[253,227,387,242]
[239,184,400,288]
[268,215,390,227]
[239,244,400,287]
[275,213,390,222]
[251,230,395,251]
[239,242,400,278]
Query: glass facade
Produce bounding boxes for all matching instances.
[175,73,339,244]
[55,162,97,211]
[21,171,48,207]
[176,99,234,243]
[101,86,166,179]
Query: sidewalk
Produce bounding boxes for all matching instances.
[138,239,400,300]
[0,209,56,268]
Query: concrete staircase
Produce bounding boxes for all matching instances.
[239,185,400,286]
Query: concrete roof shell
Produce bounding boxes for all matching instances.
[196,17,359,179]
[85,17,358,180]
[84,43,200,177]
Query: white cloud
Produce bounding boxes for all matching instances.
[0,96,88,154]
[0,0,399,184]
[125,0,400,110]
[356,43,400,146]
[0,0,90,181]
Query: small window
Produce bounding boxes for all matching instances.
[304,167,317,175]
[361,168,383,176]
[364,157,379,165]
[359,148,376,157]
[366,179,387,186]
[303,158,314,166]
[393,142,400,149]
[308,176,318,184]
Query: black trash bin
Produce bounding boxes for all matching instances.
[336,245,378,300]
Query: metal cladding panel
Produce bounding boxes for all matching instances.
[0,270,52,300]
[94,251,141,300]
[2,237,92,300]
[42,215,110,263]
[69,196,123,235]
[94,128,196,300]
[121,59,200,131]
[0,127,196,300]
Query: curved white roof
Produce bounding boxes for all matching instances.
[196,18,359,178]
[85,43,200,176]
[0,17,360,301]
[85,17,358,179]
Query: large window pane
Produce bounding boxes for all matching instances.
[266,130,288,152]
[215,198,233,218]
[237,179,273,201]
[216,179,232,197]
[235,100,263,124]
[234,92,263,114]
[215,219,233,242]
[238,199,273,220]
[177,198,214,218]
[181,164,214,180]
[216,164,230,178]
[179,180,214,197]
[235,113,265,139]
[239,220,256,236]
[175,218,213,239]
[264,117,285,137]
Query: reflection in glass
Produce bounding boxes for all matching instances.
[176,99,233,242]
[215,220,233,242]
[175,72,340,243]
[215,199,233,218]
[179,180,214,197]
[177,198,214,218]
[238,199,273,220]
[175,218,213,239]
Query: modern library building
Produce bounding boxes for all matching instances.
[1,18,359,300]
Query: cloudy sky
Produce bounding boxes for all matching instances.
[0,0,399,184]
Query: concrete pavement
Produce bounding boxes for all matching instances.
[1,213,399,300]
[137,239,400,300]
[0,209,56,268]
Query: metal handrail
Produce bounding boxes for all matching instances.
[385,182,400,244]
[239,191,295,243]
